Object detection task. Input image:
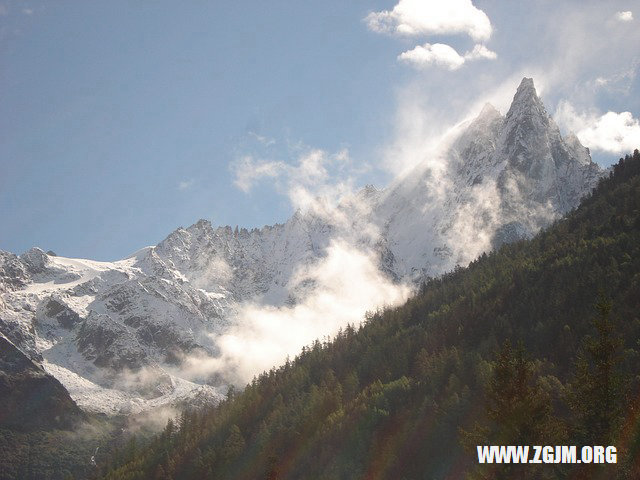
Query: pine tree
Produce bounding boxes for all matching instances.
[485,341,562,445]
[221,424,245,462]
[153,464,167,480]
[570,296,623,444]
[266,455,281,480]
[462,341,565,480]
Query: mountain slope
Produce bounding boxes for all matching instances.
[100,150,640,479]
[0,335,84,431]
[0,250,227,415]
[0,78,604,415]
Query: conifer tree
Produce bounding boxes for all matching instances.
[462,341,565,480]
[570,296,623,444]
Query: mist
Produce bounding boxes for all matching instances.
[181,240,411,386]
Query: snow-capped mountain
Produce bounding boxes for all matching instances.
[0,248,229,415]
[0,78,604,415]
[372,77,603,279]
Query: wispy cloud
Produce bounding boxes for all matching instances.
[177,179,195,191]
[231,147,369,216]
[248,131,276,147]
[195,240,411,385]
[593,63,638,94]
[232,155,286,193]
[0,3,37,16]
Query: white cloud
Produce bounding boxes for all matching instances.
[294,149,330,184]
[555,101,640,154]
[366,0,492,41]
[177,179,195,190]
[248,131,276,146]
[399,43,466,70]
[465,43,498,61]
[232,147,367,218]
[592,64,638,94]
[579,111,640,153]
[526,4,640,102]
[231,155,285,193]
[280,148,359,217]
[615,11,633,22]
[398,42,497,70]
[367,1,496,72]
[206,240,411,384]
[199,141,391,385]
[22,8,34,15]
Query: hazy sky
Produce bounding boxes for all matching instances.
[2,1,639,260]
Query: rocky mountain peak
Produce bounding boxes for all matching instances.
[499,77,562,171]
[564,131,593,166]
[19,247,50,274]
[503,77,550,130]
[511,77,541,107]
[449,103,503,175]
[191,218,213,233]
[477,102,502,123]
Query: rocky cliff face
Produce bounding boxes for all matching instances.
[0,335,85,431]
[495,78,601,233]
[0,78,605,415]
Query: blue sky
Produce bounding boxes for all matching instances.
[2,1,639,260]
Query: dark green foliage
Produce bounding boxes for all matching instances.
[0,404,162,480]
[570,296,623,444]
[99,150,640,479]
[486,342,557,443]
[461,342,567,479]
[0,417,118,480]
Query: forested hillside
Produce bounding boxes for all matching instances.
[99,151,640,480]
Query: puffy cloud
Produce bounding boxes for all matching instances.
[366,0,492,41]
[615,11,633,22]
[464,43,498,61]
[399,43,465,70]
[579,112,640,153]
[398,42,497,70]
[555,101,640,154]
[367,1,496,71]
